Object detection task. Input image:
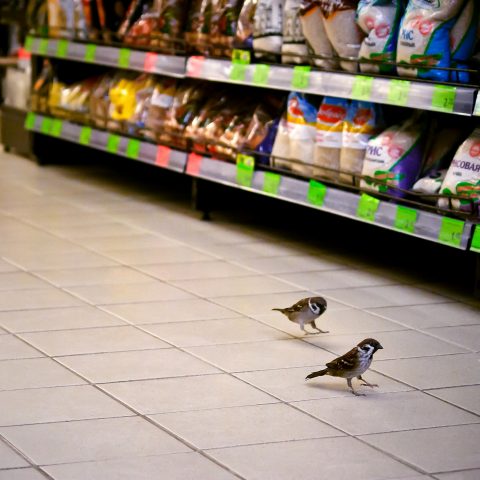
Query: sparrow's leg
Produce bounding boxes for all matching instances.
[357,375,378,388]
[347,378,364,396]
[311,320,329,334]
[300,321,313,335]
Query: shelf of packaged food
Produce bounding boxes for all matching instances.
[186,56,477,117]
[24,112,188,173]
[186,153,476,251]
[26,36,186,78]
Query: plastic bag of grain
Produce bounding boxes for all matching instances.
[282,0,309,64]
[300,1,338,69]
[253,0,285,59]
[318,0,365,72]
[396,0,465,82]
[272,92,317,176]
[313,96,349,181]
[360,113,427,197]
[438,128,480,215]
[450,0,480,83]
[235,0,258,49]
[357,0,404,74]
[339,101,382,185]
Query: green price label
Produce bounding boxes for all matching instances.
[474,98,480,117]
[263,172,281,195]
[388,79,410,106]
[24,36,33,52]
[432,85,456,113]
[106,134,121,153]
[24,112,36,130]
[438,216,464,247]
[79,126,92,145]
[85,44,97,62]
[41,117,52,134]
[126,139,141,159]
[230,63,247,81]
[50,118,63,137]
[394,205,417,233]
[307,179,327,206]
[236,154,255,187]
[56,39,69,58]
[471,225,480,252]
[118,48,131,68]
[253,64,270,85]
[232,49,250,64]
[291,66,311,89]
[352,76,374,100]
[38,38,49,55]
[357,193,380,222]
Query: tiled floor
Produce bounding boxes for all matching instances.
[0,149,479,480]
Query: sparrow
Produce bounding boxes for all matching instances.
[305,338,383,396]
[272,296,328,334]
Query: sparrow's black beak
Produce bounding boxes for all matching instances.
[378,344,384,350]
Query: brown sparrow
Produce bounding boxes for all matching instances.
[305,338,383,396]
[272,296,328,334]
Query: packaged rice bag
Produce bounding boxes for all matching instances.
[318,0,365,72]
[396,0,465,82]
[313,96,349,181]
[272,92,317,176]
[282,0,309,64]
[300,1,338,69]
[253,0,285,60]
[235,0,258,49]
[360,113,427,197]
[210,0,244,57]
[125,10,159,46]
[438,128,480,215]
[450,0,480,83]
[185,0,212,54]
[340,101,382,184]
[118,0,148,39]
[357,0,404,73]
[90,72,117,129]
[413,125,465,195]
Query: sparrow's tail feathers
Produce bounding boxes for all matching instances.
[305,368,328,380]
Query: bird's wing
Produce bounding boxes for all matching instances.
[325,347,357,371]
[284,298,307,313]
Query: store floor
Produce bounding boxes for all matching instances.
[0,148,479,480]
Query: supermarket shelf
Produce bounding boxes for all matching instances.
[186,57,477,116]
[25,112,188,173]
[27,36,186,78]
[186,154,475,250]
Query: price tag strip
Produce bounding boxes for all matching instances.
[236,154,255,187]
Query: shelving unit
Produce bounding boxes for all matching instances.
[21,34,480,293]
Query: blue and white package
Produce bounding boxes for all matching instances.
[357,0,404,74]
[450,0,480,83]
[397,0,465,82]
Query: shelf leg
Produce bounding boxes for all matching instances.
[191,178,212,221]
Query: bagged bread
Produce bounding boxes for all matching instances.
[438,128,480,215]
[318,0,364,72]
[185,0,212,54]
[361,113,427,197]
[272,92,317,176]
[282,0,309,64]
[397,0,465,82]
[300,1,338,69]
[48,0,74,38]
[235,0,258,49]
[357,0,404,73]
[313,96,349,181]
[210,0,244,57]
[450,0,480,83]
[253,0,285,59]
[340,101,382,184]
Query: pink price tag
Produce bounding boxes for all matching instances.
[186,152,203,175]
[187,56,205,77]
[144,52,158,72]
[155,145,170,167]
